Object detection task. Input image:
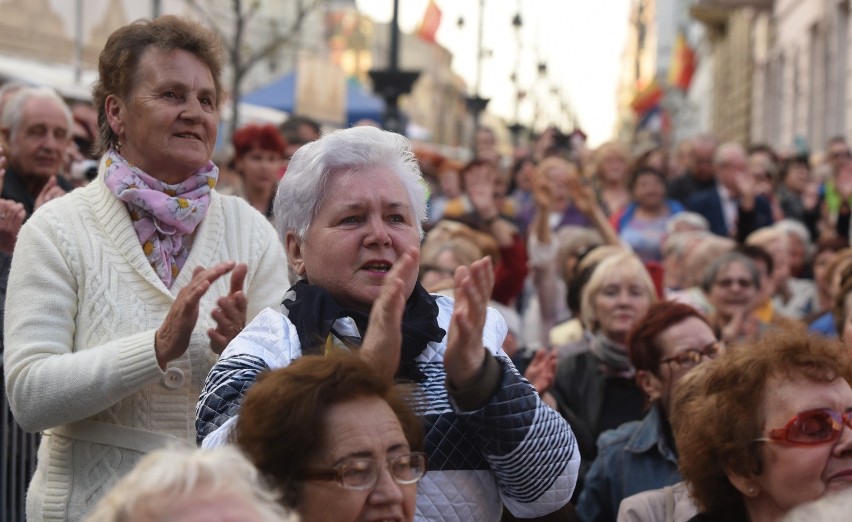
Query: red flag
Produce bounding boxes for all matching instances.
[417,0,442,43]
[631,80,663,115]
[668,32,696,91]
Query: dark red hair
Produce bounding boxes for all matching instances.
[232,123,286,160]
[627,301,710,376]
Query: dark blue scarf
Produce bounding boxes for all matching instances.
[281,280,445,382]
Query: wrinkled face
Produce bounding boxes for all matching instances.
[592,275,652,343]
[4,97,70,183]
[708,261,757,321]
[236,147,282,193]
[287,167,420,313]
[747,375,852,518]
[648,317,718,415]
[632,172,666,210]
[108,48,218,184]
[299,396,417,522]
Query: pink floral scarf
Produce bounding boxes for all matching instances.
[103,149,218,288]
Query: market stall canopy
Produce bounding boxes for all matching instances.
[242,71,385,127]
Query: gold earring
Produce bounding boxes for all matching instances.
[116,139,122,153]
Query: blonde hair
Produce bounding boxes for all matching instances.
[84,446,295,522]
[580,251,657,331]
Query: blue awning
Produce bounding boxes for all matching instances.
[242,72,385,127]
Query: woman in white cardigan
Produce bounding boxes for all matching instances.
[2,16,288,521]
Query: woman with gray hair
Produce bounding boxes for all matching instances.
[196,126,580,521]
[701,252,763,341]
[84,446,296,522]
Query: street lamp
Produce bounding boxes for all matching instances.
[368,0,420,135]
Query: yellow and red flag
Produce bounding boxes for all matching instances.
[668,32,696,91]
[631,79,663,115]
[417,0,442,43]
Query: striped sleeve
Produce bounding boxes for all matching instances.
[458,357,579,517]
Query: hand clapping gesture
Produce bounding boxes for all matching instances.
[155,261,245,369]
[0,160,25,255]
[359,246,419,380]
[444,256,495,389]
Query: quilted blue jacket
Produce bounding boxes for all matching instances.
[196,295,579,521]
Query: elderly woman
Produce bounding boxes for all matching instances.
[84,446,295,522]
[550,250,656,496]
[235,352,423,522]
[676,330,852,521]
[196,126,579,521]
[610,167,684,263]
[3,17,288,520]
[701,252,762,341]
[577,302,722,522]
[231,123,286,219]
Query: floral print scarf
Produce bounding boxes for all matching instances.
[103,149,218,288]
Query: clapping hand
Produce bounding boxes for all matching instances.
[0,166,25,255]
[208,262,248,354]
[155,261,239,369]
[523,348,557,395]
[444,256,495,389]
[34,176,66,210]
[359,246,419,380]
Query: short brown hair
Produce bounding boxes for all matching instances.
[234,352,423,508]
[92,15,224,154]
[675,330,852,519]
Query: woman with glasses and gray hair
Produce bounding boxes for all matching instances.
[701,252,763,342]
[676,330,852,521]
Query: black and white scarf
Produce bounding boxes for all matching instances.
[281,280,446,382]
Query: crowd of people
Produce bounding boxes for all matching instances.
[1,13,851,522]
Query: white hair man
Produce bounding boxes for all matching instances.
[0,86,73,218]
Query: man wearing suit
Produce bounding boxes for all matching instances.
[686,142,773,242]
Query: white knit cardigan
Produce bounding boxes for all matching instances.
[3,175,289,521]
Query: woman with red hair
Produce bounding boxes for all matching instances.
[232,123,286,220]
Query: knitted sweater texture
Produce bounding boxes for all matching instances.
[3,176,289,521]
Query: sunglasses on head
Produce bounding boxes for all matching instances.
[755,408,852,445]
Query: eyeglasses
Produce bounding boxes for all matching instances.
[660,340,725,369]
[713,277,754,289]
[755,408,852,445]
[301,452,427,490]
[830,151,851,160]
